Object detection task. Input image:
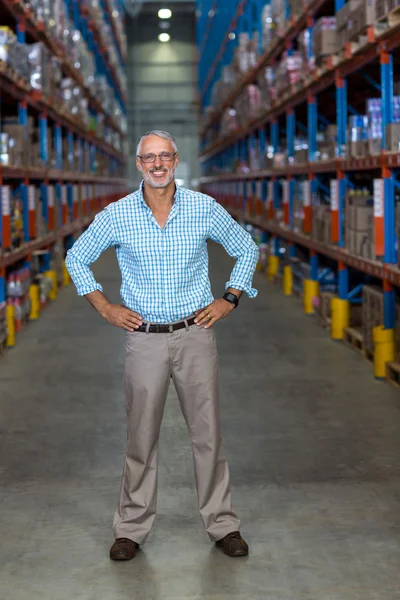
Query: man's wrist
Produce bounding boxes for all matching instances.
[223,291,240,309]
[227,288,243,299]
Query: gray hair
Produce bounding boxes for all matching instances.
[136,130,178,156]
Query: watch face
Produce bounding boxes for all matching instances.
[224,293,238,305]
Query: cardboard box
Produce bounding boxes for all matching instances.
[386,123,400,152]
[368,138,382,155]
[314,29,338,59]
[376,0,388,18]
[353,205,374,231]
[337,0,362,31]
[349,140,368,158]
[349,0,377,38]
[353,230,369,256]
[294,148,308,163]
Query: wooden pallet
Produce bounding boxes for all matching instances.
[386,361,400,389]
[363,347,374,363]
[315,314,331,330]
[343,327,364,355]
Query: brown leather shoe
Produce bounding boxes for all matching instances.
[215,531,249,557]
[110,538,138,561]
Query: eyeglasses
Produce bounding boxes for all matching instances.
[137,152,177,164]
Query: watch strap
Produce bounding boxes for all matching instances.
[223,292,239,308]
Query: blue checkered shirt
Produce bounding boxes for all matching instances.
[66,183,259,323]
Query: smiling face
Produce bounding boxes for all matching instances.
[136,135,179,189]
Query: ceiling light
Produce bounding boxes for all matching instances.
[159,21,171,30]
[228,32,236,40]
[158,8,172,19]
[158,33,171,43]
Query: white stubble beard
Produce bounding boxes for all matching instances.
[141,165,176,189]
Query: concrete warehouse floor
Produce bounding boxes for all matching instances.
[1,243,400,600]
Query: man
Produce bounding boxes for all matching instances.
[66,130,259,560]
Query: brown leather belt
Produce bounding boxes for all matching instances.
[136,316,197,333]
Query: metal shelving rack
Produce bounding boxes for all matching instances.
[197,0,400,350]
[0,0,129,331]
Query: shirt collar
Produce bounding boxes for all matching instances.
[139,180,181,209]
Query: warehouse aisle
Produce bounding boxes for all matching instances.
[1,243,400,600]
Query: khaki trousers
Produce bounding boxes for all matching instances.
[113,322,240,544]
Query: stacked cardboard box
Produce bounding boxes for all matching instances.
[313,18,337,64]
[344,191,376,259]
[318,125,337,160]
[386,123,400,152]
[336,0,377,49]
[376,0,400,20]
[34,186,47,239]
[362,285,384,355]
[312,205,332,245]
[336,1,361,49]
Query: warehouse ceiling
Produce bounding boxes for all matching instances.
[126,0,195,18]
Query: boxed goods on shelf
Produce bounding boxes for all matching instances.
[234,85,262,126]
[347,0,377,40]
[7,267,32,327]
[348,115,368,158]
[336,0,362,49]
[294,139,309,164]
[2,122,31,167]
[257,66,276,109]
[220,108,239,137]
[386,123,400,151]
[275,52,303,95]
[10,188,24,250]
[261,4,274,51]
[270,0,288,41]
[233,33,258,76]
[0,27,30,80]
[318,125,337,161]
[344,190,375,259]
[33,186,47,239]
[312,205,332,245]
[298,29,313,72]
[313,18,337,64]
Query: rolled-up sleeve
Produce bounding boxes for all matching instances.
[208,200,259,298]
[66,208,115,296]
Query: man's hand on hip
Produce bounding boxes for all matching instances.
[194,299,235,329]
[103,305,143,332]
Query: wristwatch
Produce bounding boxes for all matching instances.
[223,292,239,309]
